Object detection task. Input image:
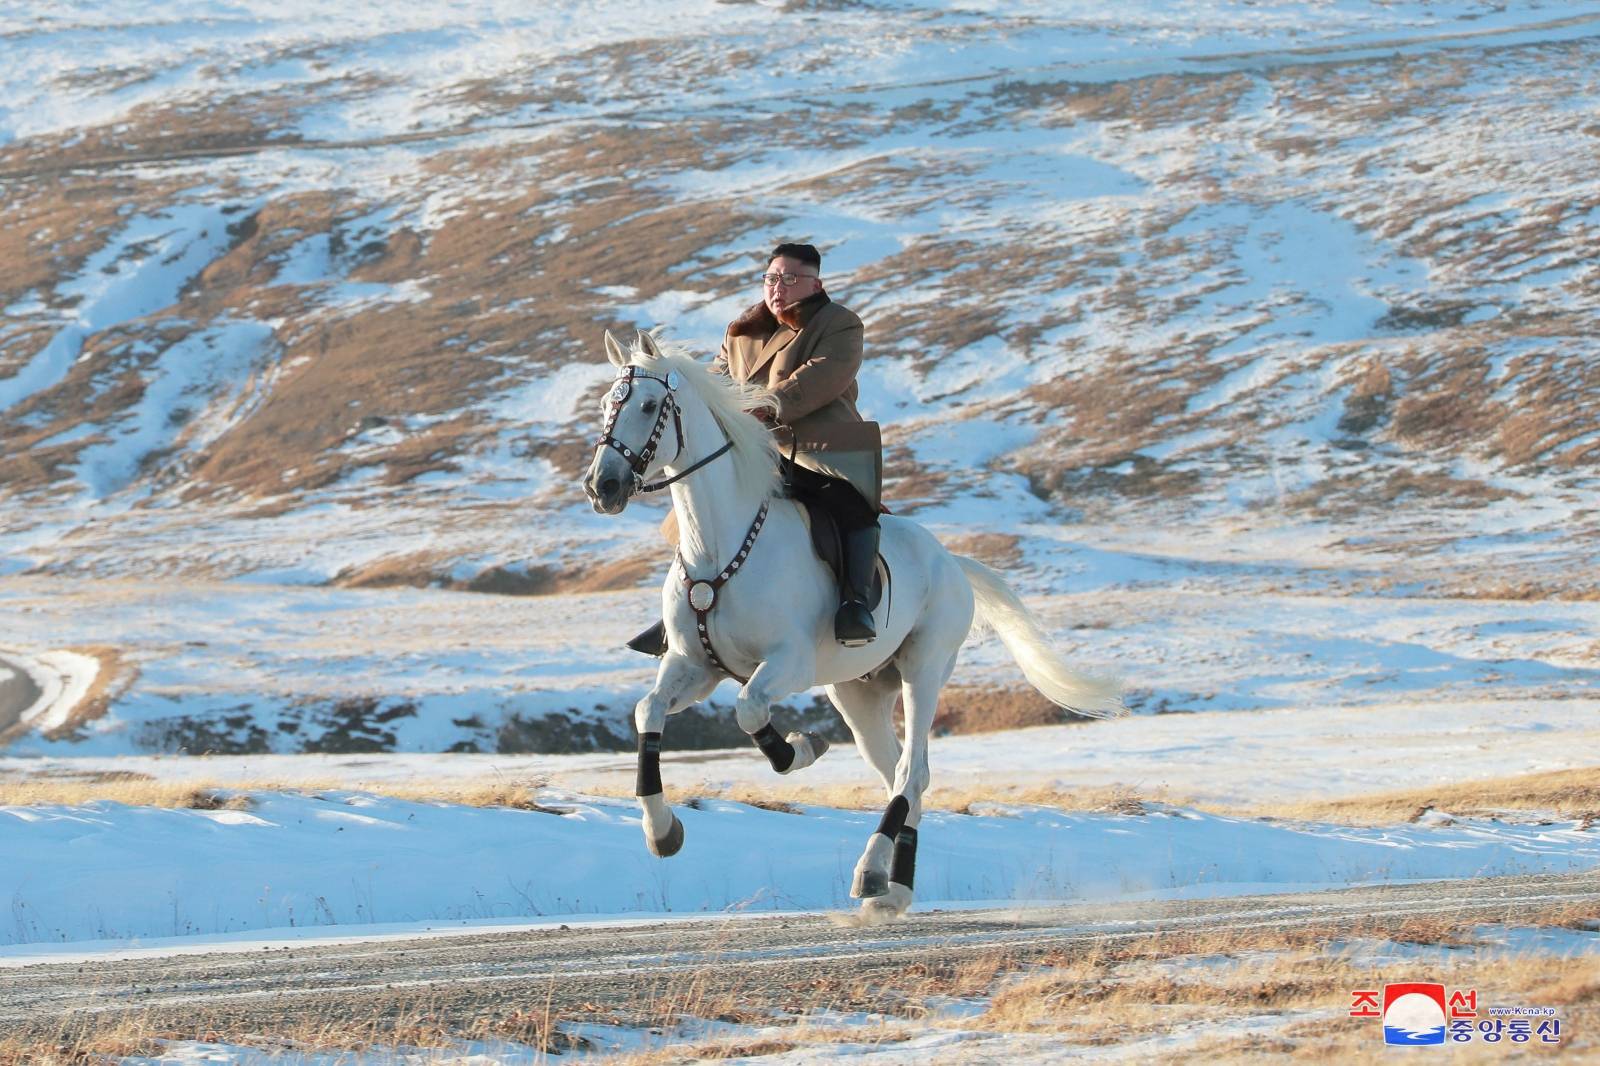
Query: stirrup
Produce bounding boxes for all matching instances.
[835,600,876,647]
[626,620,668,657]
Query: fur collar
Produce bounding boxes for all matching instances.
[727,290,830,339]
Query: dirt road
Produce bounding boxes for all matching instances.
[0,655,40,736]
[3,872,1595,1043]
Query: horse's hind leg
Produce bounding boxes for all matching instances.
[737,646,828,775]
[634,654,717,857]
[827,669,904,900]
[860,642,962,922]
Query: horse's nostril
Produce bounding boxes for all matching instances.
[600,477,621,498]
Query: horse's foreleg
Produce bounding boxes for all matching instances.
[735,649,826,775]
[634,654,717,857]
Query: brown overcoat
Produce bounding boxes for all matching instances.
[715,292,883,509]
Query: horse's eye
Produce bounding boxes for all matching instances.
[641,400,657,414]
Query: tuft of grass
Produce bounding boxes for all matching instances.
[1435,580,1600,602]
[0,1017,161,1066]
[182,789,255,812]
[1231,766,1600,826]
[0,776,560,812]
[0,987,588,1064]
[980,943,1600,1052]
[0,778,258,810]
[6,766,1594,838]
[676,781,1185,818]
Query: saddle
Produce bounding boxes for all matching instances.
[793,494,885,613]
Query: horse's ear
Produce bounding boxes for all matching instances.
[603,330,627,367]
[636,329,662,360]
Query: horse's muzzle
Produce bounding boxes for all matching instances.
[584,453,631,514]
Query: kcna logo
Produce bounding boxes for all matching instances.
[1350,983,1471,1046]
[1349,983,1562,1046]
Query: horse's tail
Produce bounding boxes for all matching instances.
[955,555,1126,719]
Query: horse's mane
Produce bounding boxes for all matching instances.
[629,337,782,504]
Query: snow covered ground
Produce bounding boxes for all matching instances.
[5,696,1599,812]
[2,2,1598,1058]
[3,780,1597,950]
[4,0,1598,585]
[1,540,1596,756]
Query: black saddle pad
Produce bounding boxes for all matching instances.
[796,495,883,612]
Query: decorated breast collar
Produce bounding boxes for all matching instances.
[676,499,768,684]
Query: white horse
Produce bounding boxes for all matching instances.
[583,330,1123,921]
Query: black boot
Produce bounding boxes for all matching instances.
[626,620,668,657]
[835,524,879,646]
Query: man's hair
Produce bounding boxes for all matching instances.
[769,243,821,271]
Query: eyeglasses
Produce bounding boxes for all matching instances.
[759,271,818,288]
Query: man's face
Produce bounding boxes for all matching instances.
[761,256,821,317]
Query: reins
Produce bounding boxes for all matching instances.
[639,440,732,493]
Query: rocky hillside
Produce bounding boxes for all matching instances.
[1,2,1597,754]
[3,2,1595,589]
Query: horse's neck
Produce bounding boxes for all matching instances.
[667,400,764,573]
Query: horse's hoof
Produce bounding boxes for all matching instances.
[646,813,684,857]
[852,868,888,899]
[860,883,913,923]
[781,731,828,774]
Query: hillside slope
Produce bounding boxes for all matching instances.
[2,1,1596,752]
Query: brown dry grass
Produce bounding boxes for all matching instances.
[4,905,1593,1064]
[932,684,1091,735]
[0,777,255,810]
[603,1026,916,1066]
[0,1016,162,1066]
[2,9,1596,580]
[2,102,784,505]
[0,175,189,495]
[984,950,1599,1048]
[688,766,1600,830]
[614,911,1600,1062]
[1287,468,1523,519]
[1194,958,1600,1063]
[330,552,655,595]
[8,766,1594,835]
[1019,904,1597,979]
[0,776,573,812]
[0,986,587,1065]
[940,532,1023,570]
[1231,767,1600,827]
[1431,579,1600,603]
[674,780,1180,819]
[1018,71,1256,132]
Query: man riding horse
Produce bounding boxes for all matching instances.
[628,242,883,655]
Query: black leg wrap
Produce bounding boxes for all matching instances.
[752,723,794,773]
[876,794,910,840]
[890,827,918,889]
[636,731,663,797]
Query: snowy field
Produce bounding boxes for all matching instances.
[2,0,1599,1060]
[3,784,1598,951]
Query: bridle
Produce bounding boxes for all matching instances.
[596,365,732,494]
[595,360,767,681]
